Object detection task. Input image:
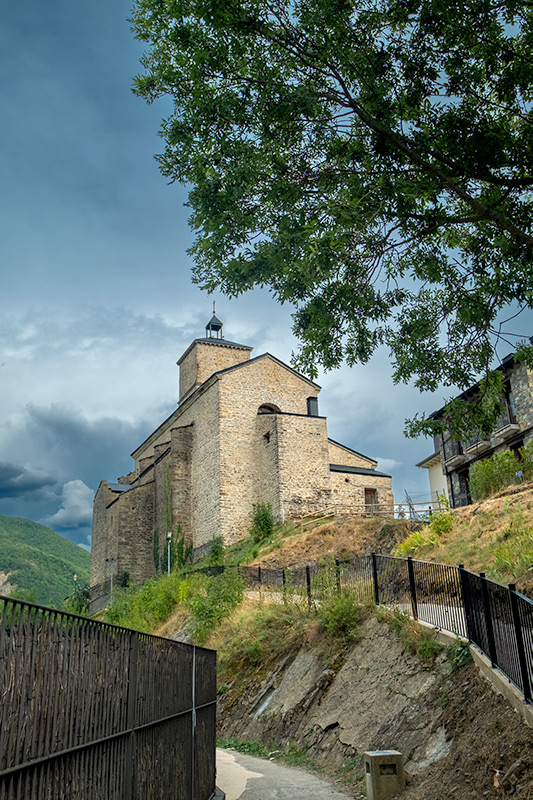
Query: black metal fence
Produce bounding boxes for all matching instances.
[0,595,217,800]
[199,555,532,703]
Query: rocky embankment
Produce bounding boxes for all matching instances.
[218,616,533,799]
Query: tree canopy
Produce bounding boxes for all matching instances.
[132,0,533,436]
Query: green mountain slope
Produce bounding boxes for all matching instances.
[0,514,90,609]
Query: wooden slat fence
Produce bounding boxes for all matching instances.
[0,596,217,800]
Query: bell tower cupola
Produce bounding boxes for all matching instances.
[206,303,223,339]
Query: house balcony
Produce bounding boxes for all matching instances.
[443,440,466,469]
[465,435,491,456]
[445,453,467,468]
[494,411,520,441]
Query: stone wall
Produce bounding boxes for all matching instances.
[217,356,322,543]
[171,424,194,546]
[115,482,155,584]
[329,470,393,511]
[90,482,114,590]
[511,363,533,432]
[254,413,282,519]
[90,479,155,609]
[328,440,376,468]
[277,414,332,519]
[178,340,251,402]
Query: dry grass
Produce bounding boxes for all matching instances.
[238,485,533,595]
[396,485,533,594]
[249,517,413,567]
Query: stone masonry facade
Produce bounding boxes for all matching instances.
[90,318,393,610]
[418,354,533,508]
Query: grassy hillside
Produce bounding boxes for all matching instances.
[0,514,90,609]
[223,490,533,595]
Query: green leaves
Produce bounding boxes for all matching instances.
[132,0,533,433]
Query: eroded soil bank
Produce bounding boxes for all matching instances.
[218,617,533,799]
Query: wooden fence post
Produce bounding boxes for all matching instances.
[124,631,139,800]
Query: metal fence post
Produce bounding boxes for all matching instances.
[458,565,473,642]
[479,573,497,667]
[407,557,418,620]
[306,565,312,609]
[508,585,532,703]
[335,558,341,593]
[258,565,262,588]
[124,631,139,800]
[371,553,379,606]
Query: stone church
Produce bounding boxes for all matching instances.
[90,316,393,609]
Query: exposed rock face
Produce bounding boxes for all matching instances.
[218,617,453,775]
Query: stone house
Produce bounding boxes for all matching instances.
[417,350,533,508]
[90,316,393,609]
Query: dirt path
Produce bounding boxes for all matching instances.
[216,749,355,800]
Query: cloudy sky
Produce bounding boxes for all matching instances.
[1,2,531,552]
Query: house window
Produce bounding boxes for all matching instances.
[307,397,319,417]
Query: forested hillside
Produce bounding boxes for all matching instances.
[0,514,90,608]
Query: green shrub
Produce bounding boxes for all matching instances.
[63,583,91,616]
[376,607,443,661]
[446,638,473,671]
[469,448,525,501]
[188,570,244,644]
[175,530,193,568]
[209,535,225,565]
[429,509,454,536]
[319,591,361,643]
[214,602,311,681]
[250,502,275,543]
[492,518,533,580]
[395,527,439,556]
[518,440,533,481]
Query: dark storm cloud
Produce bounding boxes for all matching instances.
[0,462,58,500]
[14,404,164,491]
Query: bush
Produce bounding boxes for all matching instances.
[469,448,525,501]
[319,591,361,643]
[519,440,533,481]
[63,583,91,616]
[250,502,275,543]
[395,528,439,556]
[376,607,443,661]
[212,602,311,682]
[209,535,225,565]
[188,570,244,644]
[429,509,454,536]
[446,638,473,671]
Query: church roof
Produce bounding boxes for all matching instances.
[329,464,391,478]
[212,351,321,389]
[177,337,252,365]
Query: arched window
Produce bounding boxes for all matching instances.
[257,403,281,414]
